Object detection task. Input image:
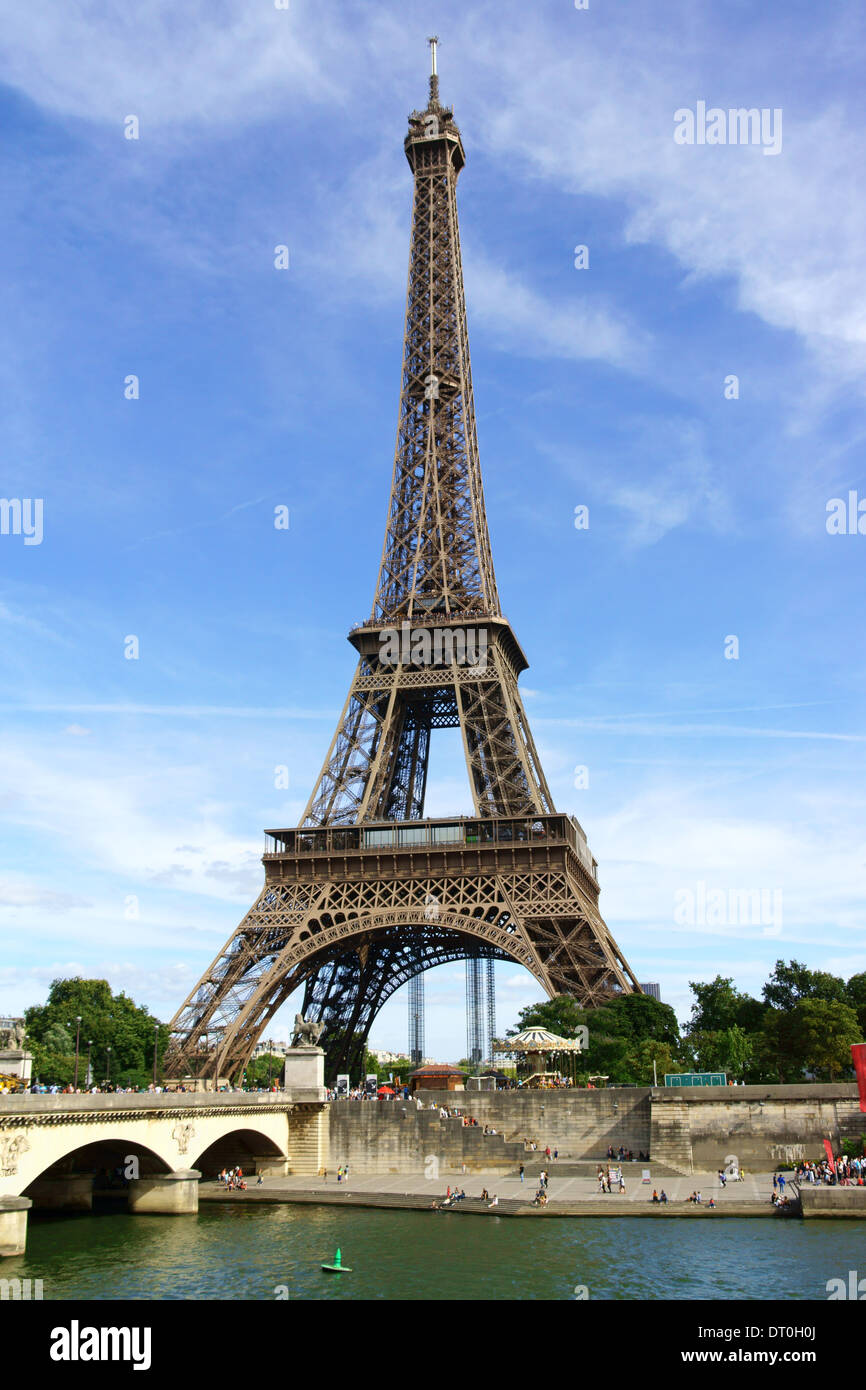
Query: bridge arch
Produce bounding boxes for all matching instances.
[20,1137,172,1213]
[192,1127,287,1179]
[6,1127,183,1200]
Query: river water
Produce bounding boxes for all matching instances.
[11,1205,863,1300]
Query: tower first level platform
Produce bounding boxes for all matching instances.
[167,813,640,1083]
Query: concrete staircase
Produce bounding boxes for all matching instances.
[443,1117,527,1171]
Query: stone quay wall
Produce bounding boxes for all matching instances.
[326,1100,527,1175]
[326,1089,651,1175]
[800,1187,866,1219]
[325,1085,864,1177]
[652,1084,864,1173]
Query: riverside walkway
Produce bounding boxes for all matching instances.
[200,1168,783,1217]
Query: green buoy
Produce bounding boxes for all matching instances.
[322,1247,352,1273]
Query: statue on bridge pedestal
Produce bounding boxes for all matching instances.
[291,1014,325,1048]
[0,1021,26,1050]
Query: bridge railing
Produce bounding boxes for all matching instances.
[0,1090,322,1116]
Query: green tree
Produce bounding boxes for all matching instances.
[754,1010,797,1083]
[762,959,847,1012]
[509,995,589,1038]
[793,999,860,1080]
[24,978,168,1088]
[722,1024,754,1078]
[245,1054,285,1088]
[845,972,866,1036]
[630,1039,680,1085]
[687,976,764,1034]
[686,1025,753,1078]
[756,1000,860,1082]
[611,993,681,1047]
[42,1023,73,1053]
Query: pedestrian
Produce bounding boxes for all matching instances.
[519,1164,525,1183]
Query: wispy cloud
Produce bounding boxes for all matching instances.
[0,703,338,719]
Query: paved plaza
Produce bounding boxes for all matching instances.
[202,1166,783,1215]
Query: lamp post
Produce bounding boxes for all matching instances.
[71,1016,82,1090]
[152,1023,159,1087]
[106,1045,112,1088]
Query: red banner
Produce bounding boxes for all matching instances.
[853,1043,866,1114]
[823,1139,836,1172]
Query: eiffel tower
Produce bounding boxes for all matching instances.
[165,40,641,1085]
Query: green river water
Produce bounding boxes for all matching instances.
[9,1204,865,1300]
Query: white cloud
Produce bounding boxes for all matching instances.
[6,3,865,375]
[0,3,343,128]
[469,8,866,373]
[0,740,263,905]
[465,254,645,370]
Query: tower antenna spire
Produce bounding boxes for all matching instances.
[427,34,440,106]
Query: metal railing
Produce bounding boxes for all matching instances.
[263,813,598,880]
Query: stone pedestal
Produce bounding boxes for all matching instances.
[281,1045,324,1090]
[0,1049,32,1085]
[127,1169,201,1215]
[27,1173,93,1211]
[0,1196,32,1257]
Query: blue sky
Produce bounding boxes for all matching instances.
[1,0,864,1063]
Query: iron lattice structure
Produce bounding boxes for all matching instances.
[485,957,496,1067]
[466,958,484,1068]
[165,47,640,1086]
[408,972,424,1068]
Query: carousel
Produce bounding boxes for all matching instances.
[492,1027,584,1088]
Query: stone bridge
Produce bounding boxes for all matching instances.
[0,1086,327,1257]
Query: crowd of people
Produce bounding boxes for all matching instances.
[430,1186,500,1210]
[606,1145,650,1161]
[596,1165,628,1193]
[26,1081,281,1095]
[794,1154,864,1185]
[217,1167,248,1191]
